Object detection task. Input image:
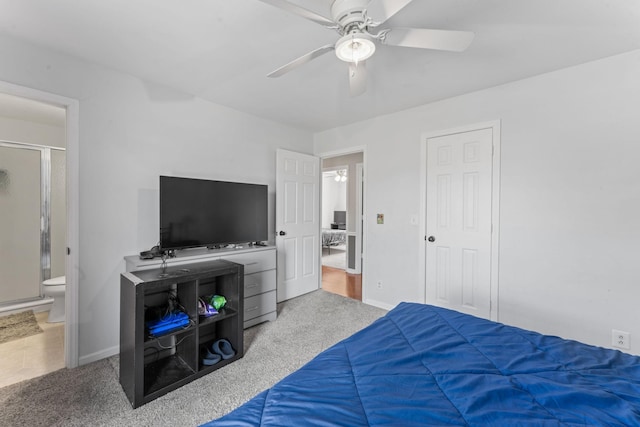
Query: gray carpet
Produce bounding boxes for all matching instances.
[0,290,386,427]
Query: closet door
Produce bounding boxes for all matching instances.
[425,128,494,320]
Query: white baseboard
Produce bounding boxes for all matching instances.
[79,345,119,366]
[363,298,396,311]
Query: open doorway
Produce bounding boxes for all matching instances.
[0,82,79,385]
[320,152,364,301]
[321,168,348,268]
[0,92,67,387]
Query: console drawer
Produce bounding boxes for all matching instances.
[221,250,275,275]
[244,290,276,321]
[244,270,276,298]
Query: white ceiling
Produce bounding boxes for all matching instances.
[1,0,639,132]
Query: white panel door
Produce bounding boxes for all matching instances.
[425,128,493,318]
[276,149,320,302]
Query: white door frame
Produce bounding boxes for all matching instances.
[316,146,366,298]
[419,121,501,321]
[0,80,80,368]
[354,162,363,274]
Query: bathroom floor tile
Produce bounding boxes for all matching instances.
[0,310,65,388]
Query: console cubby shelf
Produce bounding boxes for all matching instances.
[124,245,277,329]
[198,307,237,327]
[145,323,194,343]
[120,259,244,408]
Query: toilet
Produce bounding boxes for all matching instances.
[43,276,65,323]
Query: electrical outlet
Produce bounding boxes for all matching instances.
[377,281,382,289]
[612,329,630,350]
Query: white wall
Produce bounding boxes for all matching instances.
[0,116,65,148]
[0,34,314,363]
[314,50,640,355]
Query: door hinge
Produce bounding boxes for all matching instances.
[67,247,71,255]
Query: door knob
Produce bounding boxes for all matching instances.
[278,231,286,236]
[427,236,436,242]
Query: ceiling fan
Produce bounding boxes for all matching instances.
[259,0,475,96]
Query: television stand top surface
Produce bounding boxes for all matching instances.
[124,243,275,272]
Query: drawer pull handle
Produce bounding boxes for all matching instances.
[246,306,259,312]
[246,283,259,288]
[245,262,259,266]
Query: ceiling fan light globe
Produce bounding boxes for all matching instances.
[335,34,376,63]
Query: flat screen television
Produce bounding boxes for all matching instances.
[159,176,268,251]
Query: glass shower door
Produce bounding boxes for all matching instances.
[0,145,42,304]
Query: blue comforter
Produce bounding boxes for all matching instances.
[203,303,640,426]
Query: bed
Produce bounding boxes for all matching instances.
[203,302,640,426]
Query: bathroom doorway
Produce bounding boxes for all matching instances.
[0,92,67,387]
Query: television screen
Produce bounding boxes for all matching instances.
[160,176,268,250]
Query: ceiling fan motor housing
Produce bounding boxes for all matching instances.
[331,0,370,33]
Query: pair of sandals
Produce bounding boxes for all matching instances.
[201,338,235,366]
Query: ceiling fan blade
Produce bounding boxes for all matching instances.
[383,28,475,52]
[258,0,335,27]
[349,62,367,97]
[268,44,335,78]
[366,0,414,26]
